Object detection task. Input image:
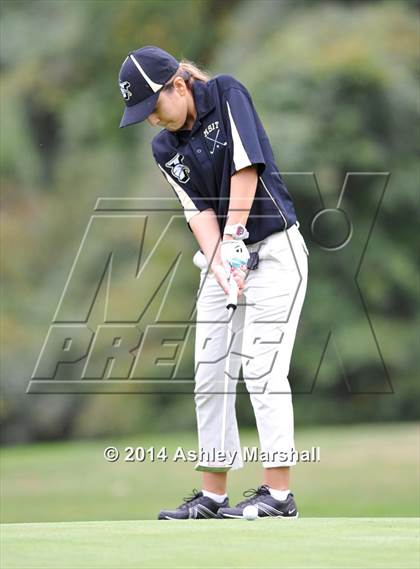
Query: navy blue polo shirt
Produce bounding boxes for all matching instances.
[151,74,297,244]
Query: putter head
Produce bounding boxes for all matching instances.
[226,278,238,310]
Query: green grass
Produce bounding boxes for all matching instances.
[1,518,419,569]
[1,423,418,523]
[1,424,419,568]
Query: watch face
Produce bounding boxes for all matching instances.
[236,226,245,237]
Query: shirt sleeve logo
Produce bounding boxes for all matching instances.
[165,153,191,183]
[119,81,133,101]
[203,121,227,155]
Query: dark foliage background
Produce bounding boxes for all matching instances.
[1,0,418,443]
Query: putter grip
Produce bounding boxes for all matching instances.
[226,277,238,310]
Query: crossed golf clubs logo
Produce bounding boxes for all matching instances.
[204,129,228,155]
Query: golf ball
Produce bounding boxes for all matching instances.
[243,505,258,520]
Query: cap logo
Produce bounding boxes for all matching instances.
[119,81,133,101]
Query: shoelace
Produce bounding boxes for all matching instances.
[236,484,270,507]
[178,488,203,509]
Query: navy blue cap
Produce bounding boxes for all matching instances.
[118,46,180,128]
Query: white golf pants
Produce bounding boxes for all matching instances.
[192,222,309,471]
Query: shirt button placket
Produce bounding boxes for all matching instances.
[191,137,209,166]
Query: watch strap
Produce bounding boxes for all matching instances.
[223,223,249,240]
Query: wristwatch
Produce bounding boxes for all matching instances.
[223,223,249,240]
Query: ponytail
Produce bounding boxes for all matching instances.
[178,59,211,83]
[163,58,211,92]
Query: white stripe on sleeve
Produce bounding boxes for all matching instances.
[226,100,252,172]
[158,164,200,223]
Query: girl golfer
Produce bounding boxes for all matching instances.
[118,46,308,519]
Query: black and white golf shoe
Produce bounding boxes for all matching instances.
[217,484,298,519]
[158,489,229,520]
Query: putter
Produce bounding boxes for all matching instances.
[221,274,238,455]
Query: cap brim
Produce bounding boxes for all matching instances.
[119,92,160,128]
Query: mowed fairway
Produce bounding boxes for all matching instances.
[1,518,419,569]
[1,423,419,522]
[1,423,419,568]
